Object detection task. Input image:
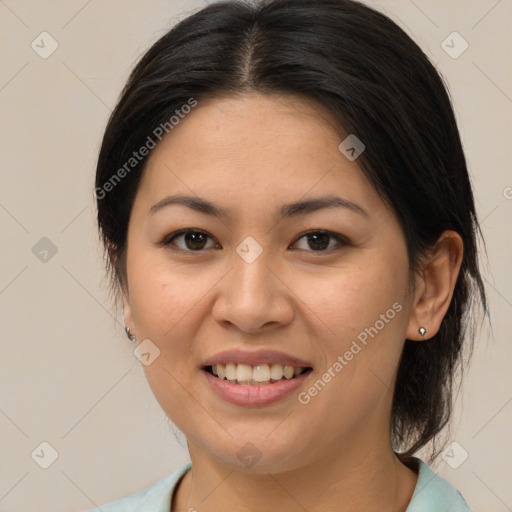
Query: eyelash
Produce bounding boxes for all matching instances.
[161,229,349,254]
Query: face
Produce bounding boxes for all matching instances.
[123,93,419,473]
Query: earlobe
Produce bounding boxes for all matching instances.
[406,230,463,341]
[123,297,138,342]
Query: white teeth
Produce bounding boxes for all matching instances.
[283,365,294,379]
[236,364,253,383]
[253,364,270,382]
[209,363,306,384]
[225,363,237,381]
[270,364,283,380]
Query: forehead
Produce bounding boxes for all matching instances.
[134,93,385,219]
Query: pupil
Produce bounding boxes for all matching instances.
[186,232,206,250]
[309,234,329,250]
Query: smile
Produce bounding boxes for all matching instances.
[205,363,311,385]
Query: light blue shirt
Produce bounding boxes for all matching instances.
[84,458,471,511]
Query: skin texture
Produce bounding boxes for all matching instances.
[122,93,463,512]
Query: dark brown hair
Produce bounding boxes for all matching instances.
[95,0,488,462]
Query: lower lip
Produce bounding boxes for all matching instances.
[202,369,312,407]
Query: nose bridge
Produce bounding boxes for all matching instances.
[213,237,294,331]
[231,237,275,305]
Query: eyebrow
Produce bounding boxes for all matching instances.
[149,194,369,221]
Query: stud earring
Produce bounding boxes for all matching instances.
[125,326,137,342]
[418,326,427,337]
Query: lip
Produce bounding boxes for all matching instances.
[202,367,312,407]
[202,348,313,368]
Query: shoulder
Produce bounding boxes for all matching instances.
[81,463,192,512]
[406,458,473,512]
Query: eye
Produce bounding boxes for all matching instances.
[162,229,218,251]
[291,230,348,252]
[161,229,348,253]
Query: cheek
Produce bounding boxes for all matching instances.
[126,258,204,422]
[294,273,408,430]
[126,250,228,391]
[293,257,408,339]
[127,251,207,338]
[292,258,410,407]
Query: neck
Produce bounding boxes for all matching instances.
[172,437,418,512]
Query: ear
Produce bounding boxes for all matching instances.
[123,289,134,332]
[109,246,133,332]
[119,275,135,335]
[406,230,463,341]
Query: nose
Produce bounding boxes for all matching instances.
[211,246,295,333]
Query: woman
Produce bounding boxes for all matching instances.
[88,0,488,510]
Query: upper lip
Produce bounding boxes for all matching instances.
[203,349,313,368]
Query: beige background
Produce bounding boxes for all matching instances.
[0,0,511,511]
